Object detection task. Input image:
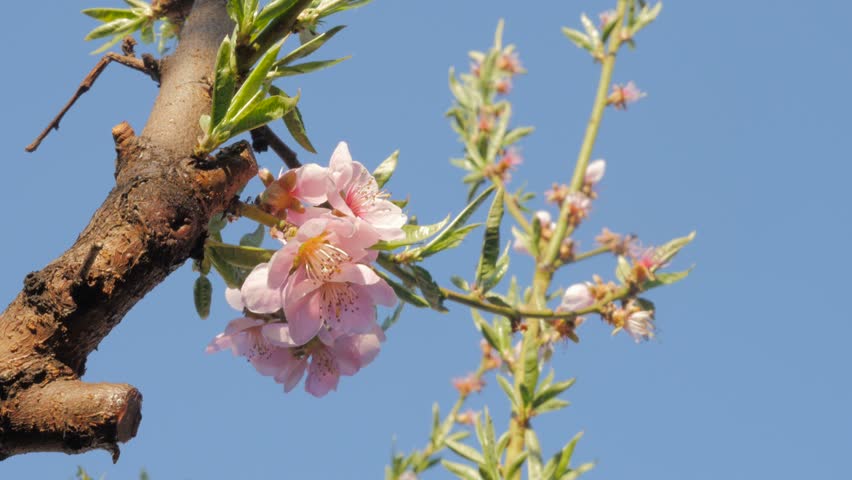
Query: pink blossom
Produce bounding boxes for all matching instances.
[608,81,646,110]
[629,242,665,270]
[624,310,655,343]
[565,193,591,218]
[584,159,606,185]
[325,142,407,241]
[266,214,379,294]
[495,77,513,95]
[301,325,385,397]
[260,163,328,215]
[497,52,523,74]
[205,317,300,377]
[559,283,594,312]
[283,262,396,346]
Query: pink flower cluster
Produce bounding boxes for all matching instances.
[207,142,406,396]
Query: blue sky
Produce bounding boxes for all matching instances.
[2,1,851,479]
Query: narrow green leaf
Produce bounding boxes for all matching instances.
[226,0,244,25]
[533,378,576,410]
[211,36,237,127]
[474,189,504,292]
[652,231,696,267]
[373,216,449,251]
[278,25,346,65]
[253,0,299,36]
[643,267,693,290]
[472,310,501,351]
[418,186,494,257]
[205,247,247,289]
[372,150,399,189]
[504,451,529,480]
[193,275,212,319]
[82,8,137,22]
[479,243,510,293]
[534,397,570,414]
[502,126,534,148]
[441,460,480,480]
[496,374,520,409]
[525,429,544,480]
[521,327,540,407]
[227,94,300,139]
[485,103,511,164]
[239,223,265,247]
[381,303,405,331]
[376,270,430,308]
[269,57,350,78]
[445,439,484,465]
[561,27,592,51]
[410,265,448,312]
[549,432,584,479]
[85,17,139,41]
[206,240,274,268]
[226,39,286,123]
[283,105,316,152]
[417,223,481,259]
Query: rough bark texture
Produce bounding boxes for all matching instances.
[0,0,256,460]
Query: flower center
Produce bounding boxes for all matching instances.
[318,283,360,326]
[344,171,386,217]
[296,232,351,281]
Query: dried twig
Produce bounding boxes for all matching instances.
[250,125,302,169]
[25,52,160,153]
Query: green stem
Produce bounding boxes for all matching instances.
[236,201,291,230]
[543,0,628,268]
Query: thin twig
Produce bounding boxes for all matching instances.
[250,125,302,169]
[25,52,159,153]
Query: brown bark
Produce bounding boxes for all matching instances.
[0,0,257,460]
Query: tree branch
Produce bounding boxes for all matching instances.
[0,0,253,460]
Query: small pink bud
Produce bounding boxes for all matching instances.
[584,159,606,185]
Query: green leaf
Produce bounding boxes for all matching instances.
[561,27,592,51]
[445,439,484,465]
[417,223,481,259]
[206,240,274,269]
[226,39,286,123]
[472,310,501,351]
[534,397,570,415]
[376,270,430,308]
[372,150,399,189]
[239,223,265,247]
[643,267,693,290]
[381,303,405,331]
[652,231,696,267]
[502,126,534,148]
[205,247,246,289]
[269,57,350,78]
[373,216,449,251]
[485,103,511,164]
[226,0,244,24]
[474,189,504,292]
[525,429,544,480]
[477,409,500,480]
[227,93,300,139]
[533,378,575,411]
[544,432,584,479]
[193,275,213,319]
[283,105,316,153]
[504,451,529,480]
[410,265,447,312]
[253,0,300,37]
[616,255,631,283]
[85,16,142,41]
[496,374,520,409]
[450,275,470,291]
[82,8,137,22]
[417,186,494,258]
[212,36,237,127]
[278,25,346,65]
[521,327,540,407]
[441,460,480,480]
[479,243,510,293]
